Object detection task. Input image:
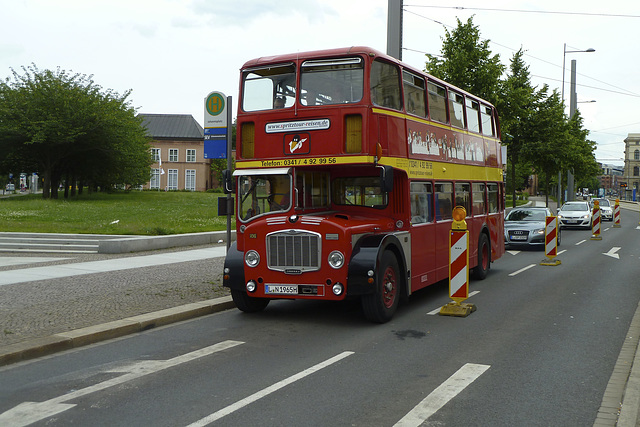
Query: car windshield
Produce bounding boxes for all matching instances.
[237,172,292,221]
[506,209,547,221]
[561,203,588,212]
[592,199,610,207]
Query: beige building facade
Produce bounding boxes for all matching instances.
[139,114,215,192]
[623,133,640,200]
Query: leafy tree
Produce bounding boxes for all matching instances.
[425,16,504,106]
[0,65,151,198]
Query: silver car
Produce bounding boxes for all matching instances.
[504,207,561,248]
[590,198,613,221]
[557,201,592,229]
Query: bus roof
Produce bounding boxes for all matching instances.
[240,46,495,107]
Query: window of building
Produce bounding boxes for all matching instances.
[186,149,196,162]
[403,71,426,117]
[410,181,433,224]
[169,149,179,162]
[150,168,161,189]
[427,82,447,123]
[634,149,639,160]
[168,169,178,190]
[634,166,639,177]
[370,59,402,111]
[152,148,160,162]
[185,169,196,191]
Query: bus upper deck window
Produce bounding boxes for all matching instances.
[300,57,364,106]
[370,60,402,111]
[242,63,296,112]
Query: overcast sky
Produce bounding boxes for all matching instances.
[2,0,638,166]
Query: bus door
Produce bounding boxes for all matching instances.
[434,182,454,282]
[409,182,436,290]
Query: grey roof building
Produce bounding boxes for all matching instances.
[138,114,213,191]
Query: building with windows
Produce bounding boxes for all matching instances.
[139,114,214,191]
[623,133,640,200]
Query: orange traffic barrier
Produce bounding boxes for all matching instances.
[540,216,561,266]
[591,200,602,240]
[613,199,621,228]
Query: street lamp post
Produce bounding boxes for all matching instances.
[558,44,595,206]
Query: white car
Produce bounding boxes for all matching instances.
[590,198,613,221]
[557,201,592,229]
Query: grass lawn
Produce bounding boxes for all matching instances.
[0,191,233,235]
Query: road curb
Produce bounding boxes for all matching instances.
[0,296,235,367]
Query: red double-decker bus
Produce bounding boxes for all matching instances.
[222,46,505,322]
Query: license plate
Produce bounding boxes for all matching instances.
[265,285,298,295]
[510,235,527,241]
[568,220,578,224]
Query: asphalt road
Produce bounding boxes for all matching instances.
[1,213,639,426]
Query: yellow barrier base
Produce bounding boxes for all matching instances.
[540,258,561,266]
[439,302,476,317]
[590,235,602,240]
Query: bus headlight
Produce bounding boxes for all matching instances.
[245,250,260,267]
[328,250,345,269]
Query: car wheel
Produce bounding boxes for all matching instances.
[361,250,400,323]
[473,233,490,280]
[231,289,270,313]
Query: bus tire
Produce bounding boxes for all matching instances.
[231,289,269,313]
[361,251,400,323]
[473,233,490,280]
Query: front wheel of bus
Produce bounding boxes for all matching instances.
[231,289,269,313]
[361,251,400,323]
[473,233,490,280]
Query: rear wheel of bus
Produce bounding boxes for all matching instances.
[231,289,270,313]
[473,233,490,280]
[361,250,400,323]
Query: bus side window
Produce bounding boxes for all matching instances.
[472,183,486,215]
[435,182,453,220]
[466,98,480,133]
[487,183,499,213]
[371,60,402,110]
[455,182,471,215]
[410,181,432,224]
[427,82,447,123]
[402,71,426,117]
[448,91,465,129]
[481,105,495,137]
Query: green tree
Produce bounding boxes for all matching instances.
[0,65,151,198]
[425,16,504,106]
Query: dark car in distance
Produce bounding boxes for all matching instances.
[504,207,561,248]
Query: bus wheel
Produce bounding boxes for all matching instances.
[361,251,400,323]
[231,289,269,313]
[473,233,490,280]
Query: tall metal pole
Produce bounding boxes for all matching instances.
[567,60,577,201]
[387,0,403,60]
[226,96,233,251]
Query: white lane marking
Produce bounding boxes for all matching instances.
[557,249,567,255]
[186,351,354,426]
[394,363,490,427]
[576,239,587,245]
[603,247,621,259]
[507,250,520,255]
[427,291,480,315]
[0,340,244,427]
[508,263,536,277]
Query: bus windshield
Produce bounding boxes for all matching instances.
[242,63,296,111]
[238,172,292,221]
[301,57,364,106]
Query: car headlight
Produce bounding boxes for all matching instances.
[534,228,544,235]
[245,250,260,267]
[328,250,345,269]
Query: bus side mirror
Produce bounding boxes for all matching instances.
[222,169,235,194]
[379,165,394,193]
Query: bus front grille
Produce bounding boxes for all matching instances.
[266,230,321,273]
